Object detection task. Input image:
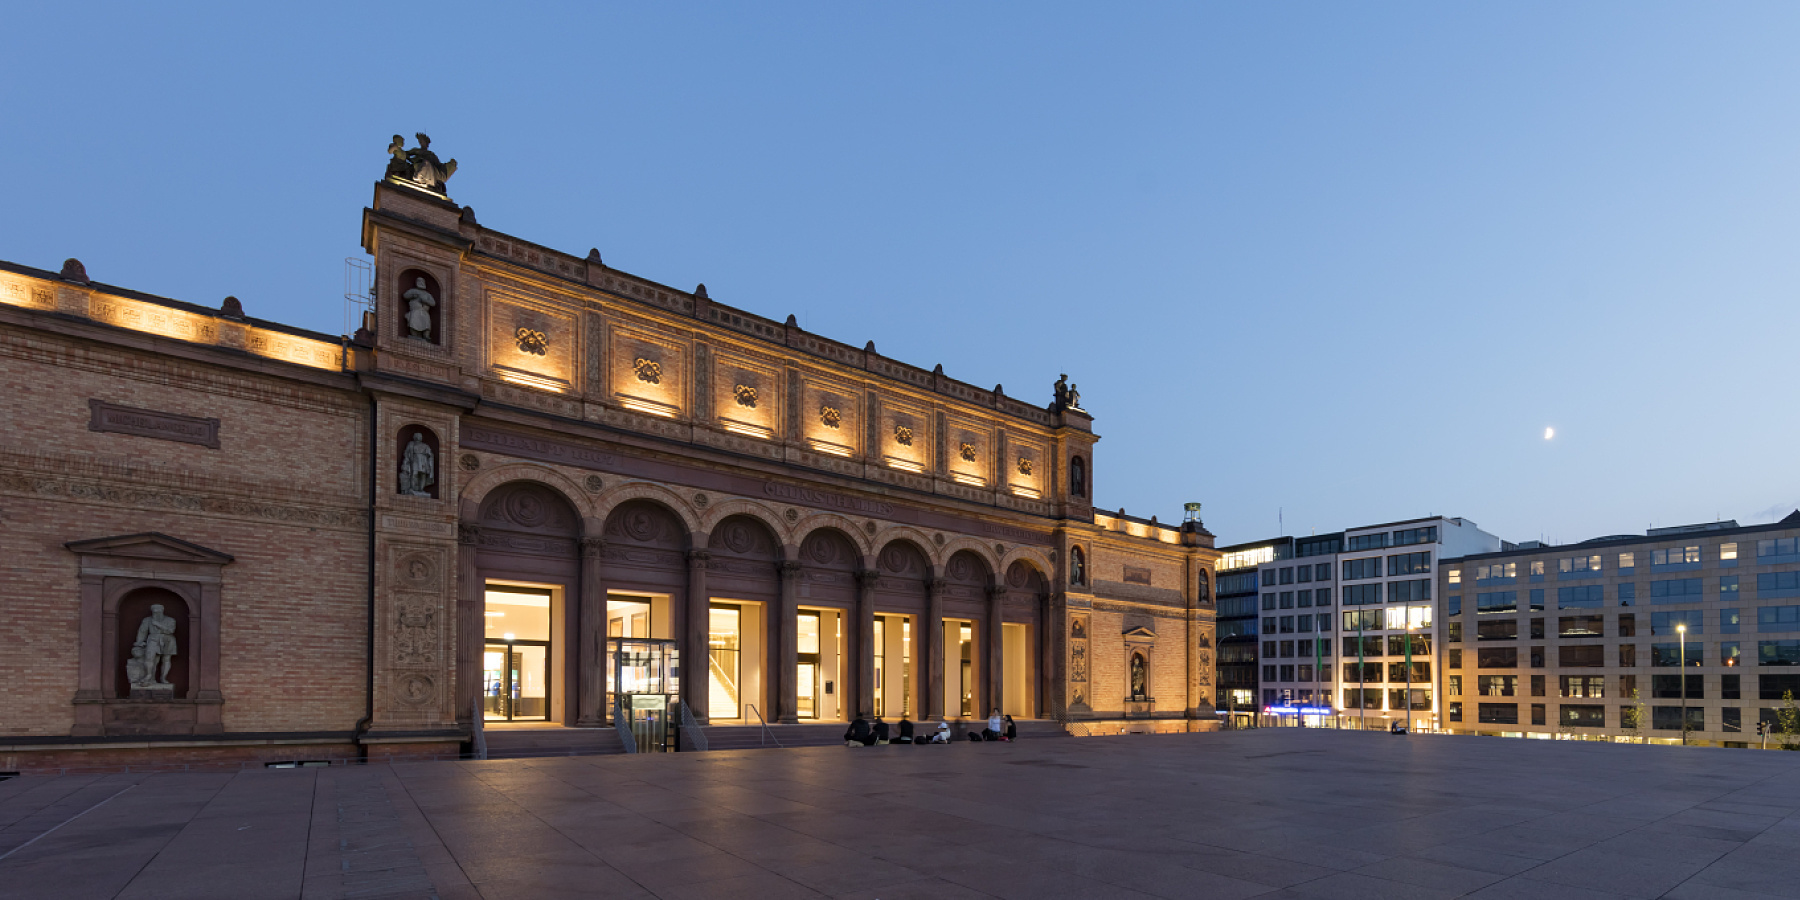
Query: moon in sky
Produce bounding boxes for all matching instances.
[1544,427,1555,440]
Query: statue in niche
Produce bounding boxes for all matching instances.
[1070,455,1086,498]
[1130,653,1148,700]
[400,432,436,497]
[130,604,178,689]
[384,133,458,194]
[403,277,436,340]
[1069,546,1086,586]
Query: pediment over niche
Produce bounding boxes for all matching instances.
[64,533,235,565]
[1122,625,1157,640]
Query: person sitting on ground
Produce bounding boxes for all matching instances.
[930,719,952,744]
[894,716,915,744]
[985,707,1004,741]
[845,714,873,747]
[1004,714,1017,741]
[872,715,890,745]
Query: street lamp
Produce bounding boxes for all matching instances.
[1677,622,1688,746]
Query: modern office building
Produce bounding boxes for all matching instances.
[1256,531,1340,725]
[1214,536,1287,727]
[1211,516,1501,729]
[1334,517,1501,731]
[1439,514,1800,746]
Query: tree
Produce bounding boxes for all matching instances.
[1621,688,1648,744]
[1779,690,1800,751]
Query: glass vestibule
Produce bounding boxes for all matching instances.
[483,585,554,721]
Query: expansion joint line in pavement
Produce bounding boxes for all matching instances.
[0,783,134,863]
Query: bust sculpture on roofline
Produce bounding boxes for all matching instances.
[384,132,458,196]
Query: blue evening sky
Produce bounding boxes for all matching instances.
[4,4,1796,547]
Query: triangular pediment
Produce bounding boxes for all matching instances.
[1123,625,1157,639]
[65,532,234,565]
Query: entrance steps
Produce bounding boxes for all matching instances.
[703,718,1072,751]
[478,719,1072,759]
[482,725,624,759]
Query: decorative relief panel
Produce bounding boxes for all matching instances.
[711,349,782,438]
[487,290,575,386]
[801,375,860,455]
[609,322,687,416]
[1008,435,1048,496]
[0,275,57,310]
[878,396,929,471]
[392,593,441,666]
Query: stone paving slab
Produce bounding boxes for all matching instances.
[4,730,1800,899]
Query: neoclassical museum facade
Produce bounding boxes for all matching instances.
[0,141,1218,770]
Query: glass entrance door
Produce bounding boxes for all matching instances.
[797,611,821,719]
[483,642,548,721]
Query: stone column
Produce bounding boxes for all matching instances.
[987,583,1007,718]
[925,577,946,720]
[775,560,802,724]
[577,536,607,726]
[456,524,484,727]
[855,569,879,718]
[686,549,711,724]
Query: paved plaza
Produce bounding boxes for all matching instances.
[3,730,1799,900]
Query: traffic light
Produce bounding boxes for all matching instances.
[1757,721,1767,736]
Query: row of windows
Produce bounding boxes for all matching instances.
[1263,614,1332,634]
[1453,578,1797,614]
[1446,672,1800,702]
[1341,606,1432,632]
[1447,538,1800,587]
[1444,702,1774,730]
[1261,563,1332,585]
[1216,572,1259,596]
[1453,603,1800,635]
[1343,526,1439,553]
[1341,634,1432,657]
[1340,661,1432,683]
[1341,580,1428,606]
[1262,664,1320,683]
[1448,639,1800,669]
[1261,588,1334,610]
[1262,639,1332,659]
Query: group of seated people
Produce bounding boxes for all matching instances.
[844,708,1017,746]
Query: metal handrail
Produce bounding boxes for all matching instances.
[613,698,637,753]
[746,704,783,748]
[679,702,708,752]
[471,698,488,760]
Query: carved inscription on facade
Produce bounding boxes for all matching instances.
[88,399,220,449]
[1124,566,1153,586]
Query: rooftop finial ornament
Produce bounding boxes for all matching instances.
[384,132,458,196]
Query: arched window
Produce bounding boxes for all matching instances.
[1069,455,1086,498]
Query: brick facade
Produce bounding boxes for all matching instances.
[0,166,1219,770]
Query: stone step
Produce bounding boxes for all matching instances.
[479,719,1073,758]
